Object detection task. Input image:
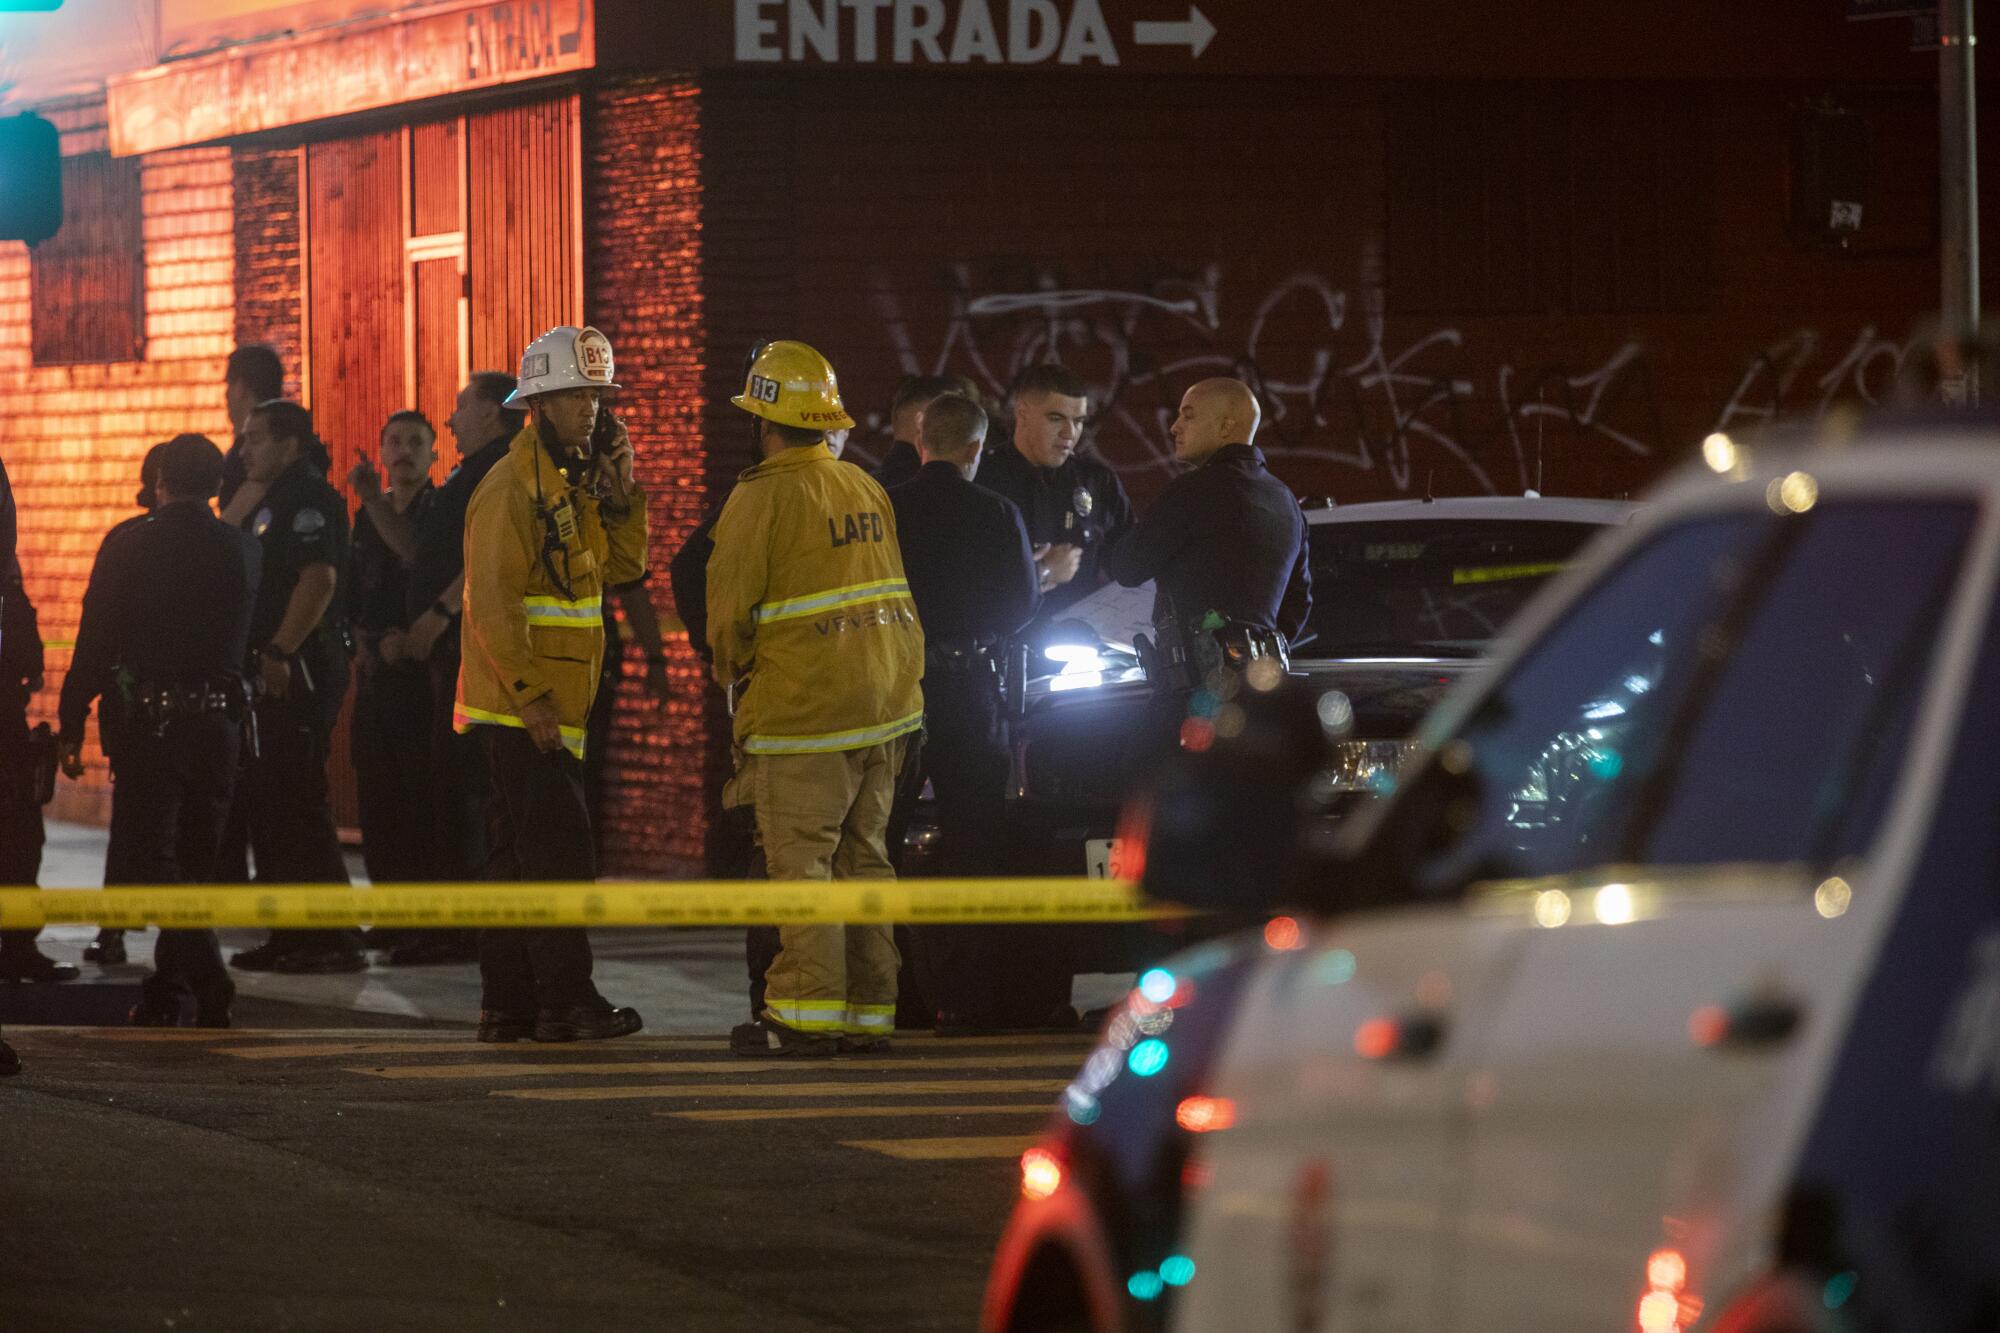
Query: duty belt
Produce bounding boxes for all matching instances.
[924,641,997,675]
[131,675,252,737]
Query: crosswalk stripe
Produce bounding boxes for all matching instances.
[223,1039,729,1060]
[353,1052,1080,1080]
[211,1034,1094,1060]
[495,1078,1067,1102]
[841,1135,1040,1161]
[62,1029,299,1042]
[662,1104,1052,1123]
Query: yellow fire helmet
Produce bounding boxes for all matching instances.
[730,339,856,433]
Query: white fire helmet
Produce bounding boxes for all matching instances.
[506,325,619,405]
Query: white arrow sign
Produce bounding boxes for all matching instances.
[1133,5,1216,58]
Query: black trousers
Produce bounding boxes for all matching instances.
[110,714,241,992]
[907,678,1070,1025]
[0,707,47,957]
[352,663,434,884]
[231,689,359,953]
[478,727,600,1013]
[583,654,619,855]
[428,644,488,883]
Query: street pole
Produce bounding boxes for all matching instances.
[1941,0,1979,404]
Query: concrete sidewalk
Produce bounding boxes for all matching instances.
[25,820,1132,1029]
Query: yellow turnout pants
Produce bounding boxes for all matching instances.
[748,736,908,1038]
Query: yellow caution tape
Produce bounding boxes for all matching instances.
[0,878,1189,931]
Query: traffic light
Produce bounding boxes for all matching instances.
[0,115,61,244]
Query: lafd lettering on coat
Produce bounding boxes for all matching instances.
[827,511,886,547]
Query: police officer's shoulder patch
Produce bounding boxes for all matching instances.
[252,506,274,537]
[293,507,327,535]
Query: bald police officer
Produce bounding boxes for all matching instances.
[1104,377,1311,711]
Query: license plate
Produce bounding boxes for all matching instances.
[1084,838,1122,879]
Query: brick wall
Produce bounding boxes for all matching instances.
[5,97,234,831]
[586,75,711,875]
[232,146,304,397]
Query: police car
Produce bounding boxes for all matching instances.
[983,425,2000,1332]
[1001,495,1637,878]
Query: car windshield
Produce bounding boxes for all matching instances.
[1299,518,1608,658]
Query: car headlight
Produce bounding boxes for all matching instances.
[1319,739,1424,796]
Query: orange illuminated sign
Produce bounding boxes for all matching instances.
[109,0,594,157]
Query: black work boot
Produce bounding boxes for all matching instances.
[0,1037,18,1076]
[534,1003,643,1043]
[84,930,127,965]
[228,939,288,972]
[730,1017,837,1058]
[129,976,184,1027]
[0,950,80,984]
[477,1011,536,1043]
[192,975,236,1029]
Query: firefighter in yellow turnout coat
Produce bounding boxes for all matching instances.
[455,324,647,1044]
[711,341,925,1057]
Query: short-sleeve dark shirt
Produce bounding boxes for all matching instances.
[1101,443,1312,639]
[888,462,1040,648]
[975,443,1134,623]
[246,458,349,695]
[348,485,429,636]
[406,432,512,621]
[58,502,261,736]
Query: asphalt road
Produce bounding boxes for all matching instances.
[0,1014,1095,1331]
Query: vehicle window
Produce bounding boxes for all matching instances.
[1301,519,1606,658]
[1439,502,1975,882]
[1634,501,1974,866]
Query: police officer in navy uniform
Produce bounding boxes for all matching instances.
[0,454,18,1075]
[886,393,1048,1031]
[974,364,1134,635]
[397,373,522,927]
[344,410,454,961]
[1,532,71,987]
[1104,377,1312,714]
[57,436,260,1025]
[217,344,286,524]
[872,374,968,491]
[80,443,174,967]
[225,401,364,974]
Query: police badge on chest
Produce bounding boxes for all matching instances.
[1066,485,1093,534]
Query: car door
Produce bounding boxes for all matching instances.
[1167,909,1519,1333]
[1430,496,1984,1330]
[1168,513,1781,1333]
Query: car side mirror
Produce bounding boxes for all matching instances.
[1130,680,1329,914]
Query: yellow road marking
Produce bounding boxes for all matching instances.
[841,1135,1041,1160]
[662,1105,1051,1123]
[354,1052,1080,1080]
[881,1033,1098,1047]
[61,1029,299,1042]
[218,1035,1092,1061]
[496,1078,1068,1103]
[222,1039,729,1060]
